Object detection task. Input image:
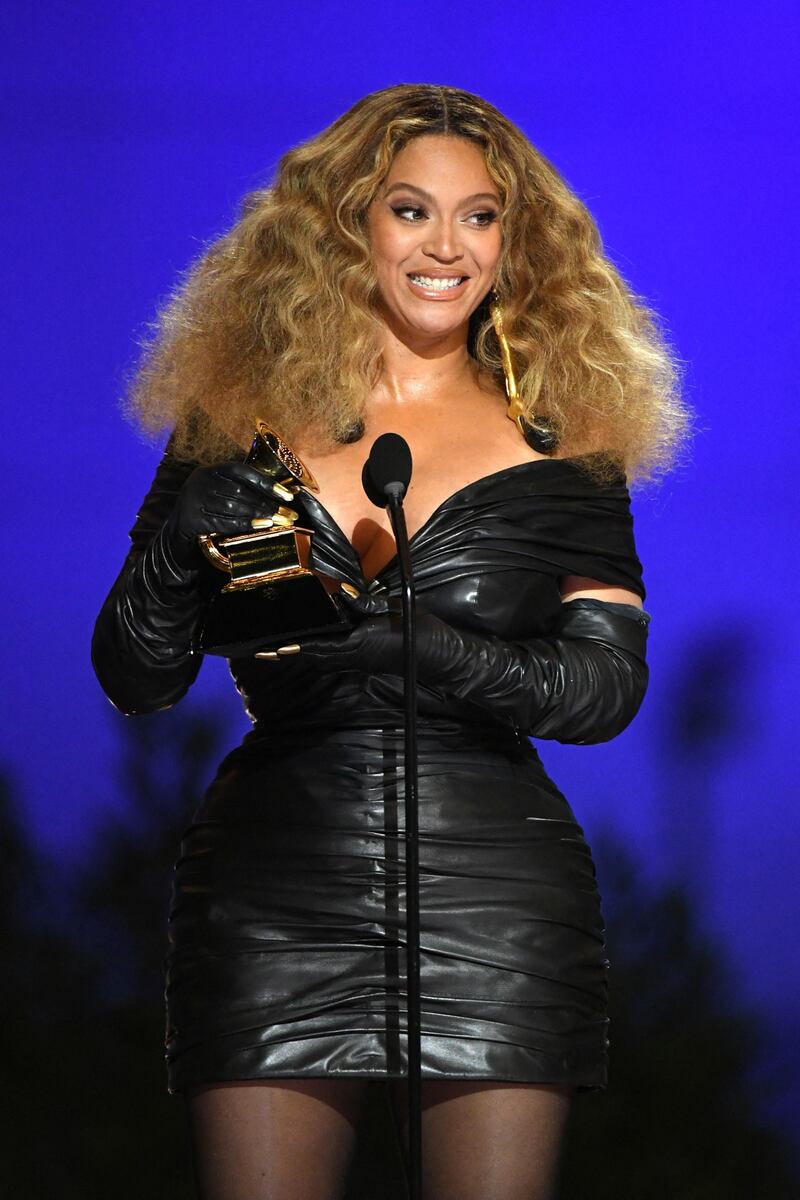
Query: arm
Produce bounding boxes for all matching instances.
[284,585,650,745]
[428,594,650,744]
[91,452,204,715]
[91,447,297,716]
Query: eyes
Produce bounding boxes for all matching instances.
[389,204,498,229]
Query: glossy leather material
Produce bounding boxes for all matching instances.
[161,458,300,570]
[91,452,298,713]
[297,596,648,745]
[91,452,202,714]
[92,449,646,1093]
[165,724,610,1093]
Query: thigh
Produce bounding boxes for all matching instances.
[390,1079,573,1200]
[186,1078,369,1200]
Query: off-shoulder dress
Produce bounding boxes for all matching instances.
[115,454,645,1094]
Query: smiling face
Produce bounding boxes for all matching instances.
[367,135,502,348]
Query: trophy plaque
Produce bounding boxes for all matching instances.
[194,422,350,657]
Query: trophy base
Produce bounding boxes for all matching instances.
[196,572,351,657]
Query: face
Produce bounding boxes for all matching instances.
[367,135,502,345]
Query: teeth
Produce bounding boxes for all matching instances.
[409,274,464,291]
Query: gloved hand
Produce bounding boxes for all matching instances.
[161,461,300,572]
[92,452,301,715]
[268,592,649,745]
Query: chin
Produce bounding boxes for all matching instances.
[403,307,471,337]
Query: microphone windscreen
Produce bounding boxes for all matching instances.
[365,433,413,501]
[361,458,386,508]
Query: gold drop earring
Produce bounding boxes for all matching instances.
[489,298,558,455]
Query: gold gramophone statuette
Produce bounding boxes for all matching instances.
[194,422,347,657]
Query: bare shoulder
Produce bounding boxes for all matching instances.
[559,576,643,608]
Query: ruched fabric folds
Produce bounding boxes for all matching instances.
[164,723,609,1093]
[91,451,647,1094]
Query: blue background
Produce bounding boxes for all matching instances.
[3,0,798,1127]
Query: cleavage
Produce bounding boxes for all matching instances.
[352,518,400,583]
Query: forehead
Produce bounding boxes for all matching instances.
[382,135,497,194]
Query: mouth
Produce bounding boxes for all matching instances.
[407,272,470,297]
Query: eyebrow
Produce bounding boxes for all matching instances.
[383,182,500,205]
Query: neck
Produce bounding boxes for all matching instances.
[374,315,477,405]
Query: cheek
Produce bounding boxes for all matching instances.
[369,216,416,274]
[482,228,503,271]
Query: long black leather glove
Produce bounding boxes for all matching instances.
[92,451,297,716]
[279,594,649,744]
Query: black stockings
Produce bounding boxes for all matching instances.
[186,1078,572,1200]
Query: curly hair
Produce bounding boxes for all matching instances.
[125,83,689,483]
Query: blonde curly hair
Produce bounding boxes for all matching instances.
[125,83,689,483]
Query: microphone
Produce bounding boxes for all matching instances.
[362,432,413,508]
[360,429,422,1199]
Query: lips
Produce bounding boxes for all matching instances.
[407,272,469,297]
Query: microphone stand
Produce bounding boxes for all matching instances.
[385,484,422,1200]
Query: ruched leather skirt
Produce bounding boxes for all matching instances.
[164,723,609,1094]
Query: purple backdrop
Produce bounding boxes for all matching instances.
[3,0,798,1097]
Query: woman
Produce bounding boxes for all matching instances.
[93,85,687,1200]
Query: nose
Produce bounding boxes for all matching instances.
[422,218,464,264]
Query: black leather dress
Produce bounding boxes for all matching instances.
[95,453,645,1095]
